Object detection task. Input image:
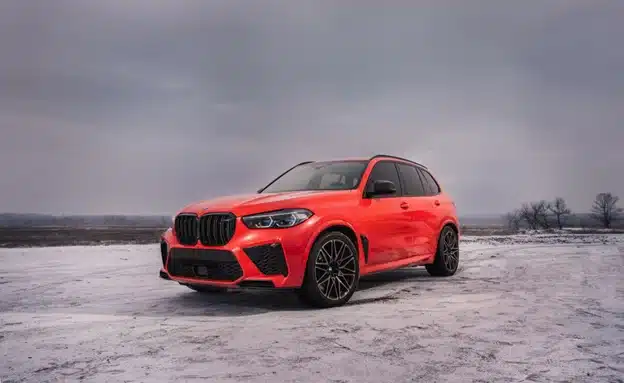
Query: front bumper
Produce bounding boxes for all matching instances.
[159,216,320,289]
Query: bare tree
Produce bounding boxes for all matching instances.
[591,193,622,228]
[505,209,522,231]
[548,197,571,229]
[519,203,537,229]
[531,200,551,229]
[518,201,552,229]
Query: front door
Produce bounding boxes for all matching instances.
[358,160,408,265]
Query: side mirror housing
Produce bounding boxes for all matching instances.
[366,180,397,197]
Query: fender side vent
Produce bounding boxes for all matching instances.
[360,235,369,264]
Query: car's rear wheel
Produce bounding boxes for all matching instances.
[297,231,360,308]
[425,225,459,277]
[184,284,228,293]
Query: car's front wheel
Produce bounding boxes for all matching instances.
[297,231,360,308]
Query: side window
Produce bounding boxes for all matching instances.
[418,169,441,195]
[397,163,426,197]
[365,161,402,197]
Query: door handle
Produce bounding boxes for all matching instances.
[400,202,409,210]
[434,200,440,206]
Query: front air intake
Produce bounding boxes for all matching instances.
[243,243,289,276]
[167,248,243,281]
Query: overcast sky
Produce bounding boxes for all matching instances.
[1,0,622,216]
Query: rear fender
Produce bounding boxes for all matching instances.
[439,217,460,238]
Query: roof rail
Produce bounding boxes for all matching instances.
[368,154,427,169]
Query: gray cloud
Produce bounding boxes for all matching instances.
[1,0,622,215]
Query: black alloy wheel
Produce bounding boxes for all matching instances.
[297,232,360,308]
[426,225,459,277]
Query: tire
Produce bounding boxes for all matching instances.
[296,231,360,308]
[185,284,228,293]
[425,225,459,277]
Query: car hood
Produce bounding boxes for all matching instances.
[177,190,355,216]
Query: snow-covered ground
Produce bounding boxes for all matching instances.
[1,233,623,383]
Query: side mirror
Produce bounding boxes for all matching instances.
[367,180,397,197]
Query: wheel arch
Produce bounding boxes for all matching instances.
[430,219,459,258]
[440,218,460,238]
[316,224,359,250]
[304,220,361,267]
[426,219,460,276]
[298,220,362,307]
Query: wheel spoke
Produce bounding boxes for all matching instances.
[319,247,332,263]
[339,257,355,270]
[336,275,350,292]
[330,241,338,261]
[340,264,356,274]
[315,238,357,301]
[318,272,331,286]
[316,263,329,272]
[450,254,459,267]
[316,268,329,280]
[335,277,343,298]
[336,242,346,260]
[441,230,459,271]
[338,250,352,266]
[330,278,339,299]
[341,257,355,266]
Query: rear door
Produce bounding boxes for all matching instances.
[396,162,432,257]
[416,168,445,255]
[358,160,407,265]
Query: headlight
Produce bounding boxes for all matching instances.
[242,209,313,229]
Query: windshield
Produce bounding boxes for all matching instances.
[260,161,368,193]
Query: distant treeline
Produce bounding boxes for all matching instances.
[505,193,623,230]
[0,213,171,228]
[2,203,622,231]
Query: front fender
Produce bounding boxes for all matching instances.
[301,218,361,270]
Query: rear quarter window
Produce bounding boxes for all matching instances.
[397,163,426,197]
[418,169,441,195]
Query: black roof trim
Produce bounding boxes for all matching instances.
[368,154,427,169]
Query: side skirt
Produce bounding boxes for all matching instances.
[360,254,434,277]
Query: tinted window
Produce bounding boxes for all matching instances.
[366,161,402,196]
[397,163,426,197]
[418,169,441,195]
[261,161,368,193]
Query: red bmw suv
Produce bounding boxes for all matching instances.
[159,154,460,308]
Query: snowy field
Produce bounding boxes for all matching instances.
[1,233,623,383]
